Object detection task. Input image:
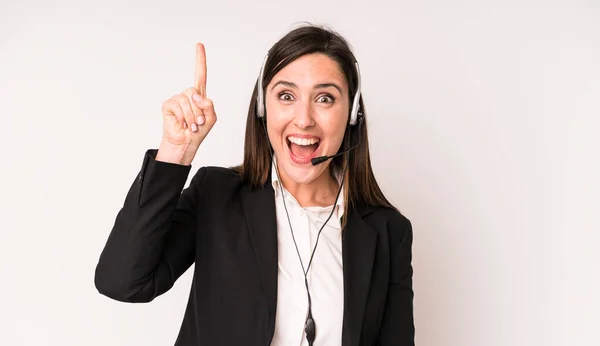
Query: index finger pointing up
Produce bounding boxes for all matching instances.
[195,43,207,96]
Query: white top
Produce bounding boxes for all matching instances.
[269,157,345,346]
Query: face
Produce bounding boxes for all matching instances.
[265,53,350,186]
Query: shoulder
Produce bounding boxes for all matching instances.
[195,165,242,182]
[189,165,245,193]
[360,205,413,254]
[180,165,248,212]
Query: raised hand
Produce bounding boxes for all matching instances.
[156,43,217,165]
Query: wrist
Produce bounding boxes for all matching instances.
[156,141,194,166]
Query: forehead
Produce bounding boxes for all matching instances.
[270,53,347,89]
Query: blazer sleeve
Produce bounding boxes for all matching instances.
[94,149,206,303]
[376,215,415,345]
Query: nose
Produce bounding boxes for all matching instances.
[293,101,316,129]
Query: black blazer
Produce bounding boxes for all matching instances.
[95,149,415,346]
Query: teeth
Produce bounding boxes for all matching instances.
[288,136,319,146]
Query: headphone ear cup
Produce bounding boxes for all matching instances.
[256,92,264,118]
[256,82,265,118]
[256,54,269,118]
[349,61,362,126]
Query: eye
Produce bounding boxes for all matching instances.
[317,94,335,104]
[278,92,295,102]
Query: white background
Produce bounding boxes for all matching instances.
[1,0,598,345]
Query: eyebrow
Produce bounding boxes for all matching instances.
[270,80,343,94]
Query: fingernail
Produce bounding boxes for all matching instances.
[193,94,202,103]
[191,123,198,132]
[197,116,205,125]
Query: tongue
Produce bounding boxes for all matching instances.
[290,143,318,158]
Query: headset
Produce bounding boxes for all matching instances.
[255,52,364,345]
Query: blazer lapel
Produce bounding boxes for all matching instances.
[240,181,278,315]
[240,176,378,346]
[342,206,378,346]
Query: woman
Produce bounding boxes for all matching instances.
[95,24,415,346]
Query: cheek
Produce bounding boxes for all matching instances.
[322,114,348,141]
[266,120,287,149]
[265,103,290,141]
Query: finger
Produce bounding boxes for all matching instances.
[174,94,198,132]
[194,43,207,97]
[196,97,217,126]
[162,99,185,127]
[183,87,206,125]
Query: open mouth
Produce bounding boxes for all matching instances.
[286,135,320,163]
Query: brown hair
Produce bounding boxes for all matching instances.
[231,23,397,226]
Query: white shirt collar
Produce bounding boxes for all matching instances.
[270,155,345,216]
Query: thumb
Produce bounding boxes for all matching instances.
[194,94,217,126]
[191,92,206,125]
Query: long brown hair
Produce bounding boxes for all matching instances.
[231,24,397,226]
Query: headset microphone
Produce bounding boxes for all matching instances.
[310,114,363,166]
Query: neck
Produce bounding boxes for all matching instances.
[276,164,339,208]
